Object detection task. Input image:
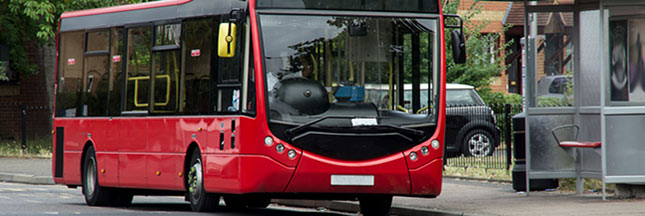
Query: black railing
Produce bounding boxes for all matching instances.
[0,102,52,155]
[444,103,523,170]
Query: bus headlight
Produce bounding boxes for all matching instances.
[431,140,440,150]
[264,136,274,146]
[421,146,429,155]
[276,144,285,153]
[288,150,297,159]
[409,152,418,161]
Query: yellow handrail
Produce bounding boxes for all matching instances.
[128,74,171,107]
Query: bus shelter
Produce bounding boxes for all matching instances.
[500,0,645,199]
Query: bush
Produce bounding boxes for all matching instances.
[479,91,521,106]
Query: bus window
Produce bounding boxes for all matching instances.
[82,30,110,117]
[183,17,216,115]
[108,28,125,116]
[216,17,244,114]
[151,23,181,113]
[125,27,152,112]
[56,31,85,117]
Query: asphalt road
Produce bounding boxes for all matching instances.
[0,182,356,216]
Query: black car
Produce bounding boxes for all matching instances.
[444,84,500,157]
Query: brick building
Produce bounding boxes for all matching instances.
[457,0,574,95]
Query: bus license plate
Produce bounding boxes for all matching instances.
[331,175,374,186]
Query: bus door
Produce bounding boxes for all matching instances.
[118,25,153,188]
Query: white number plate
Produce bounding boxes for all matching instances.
[331,175,374,186]
[351,118,378,126]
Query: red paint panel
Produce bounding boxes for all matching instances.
[60,0,192,19]
[62,151,82,185]
[147,118,180,153]
[118,154,147,188]
[285,152,410,194]
[97,153,119,187]
[203,154,294,194]
[409,158,443,196]
[116,118,148,188]
[146,154,184,190]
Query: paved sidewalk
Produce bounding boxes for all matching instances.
[2,157,645,215]
[0,157,53,185]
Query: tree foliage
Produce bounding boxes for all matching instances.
[0,0,147,79]
[443,0,512,93]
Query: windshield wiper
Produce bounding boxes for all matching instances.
[363,124,425,137]
[283,115,425,139]
[284,116,363,138]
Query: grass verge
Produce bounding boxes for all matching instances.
[0,136,52,158]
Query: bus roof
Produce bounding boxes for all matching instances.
[59,0,247,32]
[60,0,192,19]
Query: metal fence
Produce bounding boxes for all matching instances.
[0,102,52,155]
[445,103,523,170]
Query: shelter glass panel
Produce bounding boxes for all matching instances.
[607,7,645,104]
[531,12,575,107]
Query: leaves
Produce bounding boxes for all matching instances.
[0,0,148,79]
[443,0,513,93]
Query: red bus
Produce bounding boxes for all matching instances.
[53,0,465,214]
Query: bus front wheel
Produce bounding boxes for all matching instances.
[359,195,392,216]
[187,148,220,212]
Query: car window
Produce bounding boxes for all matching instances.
[446,89,484,106]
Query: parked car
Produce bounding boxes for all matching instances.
[363,83,500,157]
[444,84,501,157]
[537,75,573,104]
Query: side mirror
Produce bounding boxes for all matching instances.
[451,30,466,64]
[218,23,237,58]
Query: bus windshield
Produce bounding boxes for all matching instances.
[259,13,438,131]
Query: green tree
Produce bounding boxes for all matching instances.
[0,0,147,79]
[443,0,512,94]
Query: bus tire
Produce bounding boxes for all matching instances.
[82,146,115,206]
[359,195,392,216]
[187,148,220,212]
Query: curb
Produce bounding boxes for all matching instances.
[444,175,512,184]
[274,199,462,216]
[0,173,54,185]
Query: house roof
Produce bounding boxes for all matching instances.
[503,0,574,27]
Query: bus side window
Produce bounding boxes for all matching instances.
[125,27,153,112]
[56,31,85,117]
[151,23,181,113]
[82,30,110,117]
[108,28,125,116]
[182,17,216,115]
[216,16,244,114]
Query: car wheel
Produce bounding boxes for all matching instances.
[462,129,495,157]
[187,148,220,212]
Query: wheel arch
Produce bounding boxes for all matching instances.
[184,142,200,190]
[80,141,96,180]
